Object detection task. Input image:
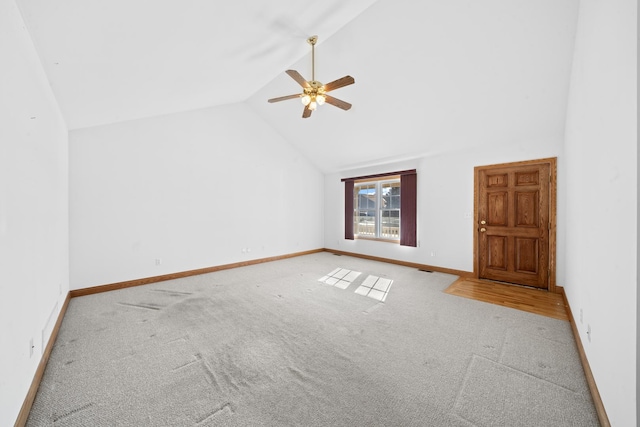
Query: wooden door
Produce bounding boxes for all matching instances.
[475,159,555,290]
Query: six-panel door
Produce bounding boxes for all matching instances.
[478,163,550,289]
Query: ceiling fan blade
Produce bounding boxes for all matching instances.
[324,95,352,111]
[324,75,355,92]
[286,70,310,88]
[268,94,302,103]
[302,105,312,118]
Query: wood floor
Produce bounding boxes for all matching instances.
[444,277,569,321]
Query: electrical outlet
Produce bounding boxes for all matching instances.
[587,324,592,342]
[155,258,162,266]
[430,251,437,257]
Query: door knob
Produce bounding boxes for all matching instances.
[480,220,486,225]
[480,228,486,232]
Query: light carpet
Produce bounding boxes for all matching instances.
[27,252,598,426]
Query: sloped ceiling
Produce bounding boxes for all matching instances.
[17,0,579,173]
[16,0,377,129]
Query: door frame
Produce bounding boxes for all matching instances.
[473,157,558,293]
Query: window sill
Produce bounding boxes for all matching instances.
[354,236,400,244]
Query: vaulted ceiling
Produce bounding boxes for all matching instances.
[16,0,579,172]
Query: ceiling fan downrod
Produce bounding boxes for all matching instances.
[307,35,317,82]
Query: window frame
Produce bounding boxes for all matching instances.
[343,169,417,247]
[353,176,401,242]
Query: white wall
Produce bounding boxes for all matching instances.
[0,0,69,425]
[320,4,580,283]
[563,0,637,425]
[69,104,324,289]
[309,0,579,289]
[321,0,577,282]
[324,138,565,278]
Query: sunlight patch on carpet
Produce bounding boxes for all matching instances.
[355,275,393,302]
[318,268,362,289]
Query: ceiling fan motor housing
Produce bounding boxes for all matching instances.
[305,81,326,96]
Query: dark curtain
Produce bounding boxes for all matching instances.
[400,172,417,247]
[344,179,354,240]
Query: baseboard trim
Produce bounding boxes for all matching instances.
[323,248,473,278]
[70,249,325,298]
[559,287,610,427]
[14,292,71,427]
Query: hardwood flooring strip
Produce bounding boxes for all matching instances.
[444,277,569,321]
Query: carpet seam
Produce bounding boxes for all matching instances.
[470,354,586,396]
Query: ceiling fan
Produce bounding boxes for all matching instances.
[268,35,355,118]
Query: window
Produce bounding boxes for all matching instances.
[354,178,401,240]
[343,170,417,247]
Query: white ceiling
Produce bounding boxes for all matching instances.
[17,0,580,173]
[16,0,377,130]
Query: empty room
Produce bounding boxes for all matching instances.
[1,0,637,426]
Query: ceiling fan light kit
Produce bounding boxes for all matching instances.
[268,35,354,118]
